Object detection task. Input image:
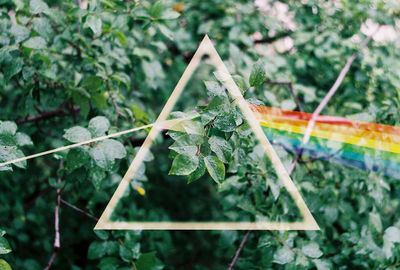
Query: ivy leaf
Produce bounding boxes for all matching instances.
[30,0,48,14]
[208,136,232,163]
[63,126,92,143]
[301,242,323,258]
[273,246,295,264]
[88,116,110,137]
[249,59,266,87]
[169,154,199,176]
[86,15,102,35]
[0,236,12,254]
[23,37,47,49]
[204,155,225,184]
[135,251,164,270]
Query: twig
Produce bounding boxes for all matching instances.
[265,79,303,112]
[15,106,80,124]
[60,199,98,221]
[302,26,380,145]
[254,31,292,44]
[227,230,252,270]
[44,160,63,270]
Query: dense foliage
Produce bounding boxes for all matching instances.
[1,0,400,269]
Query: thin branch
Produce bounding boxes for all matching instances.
[254,31,293,44]
[15,106,80,124]
[227,230,252,270]
[302,26,380,145]
[44,160,63,270]
[60,199,98,222]
[265,79,303,112]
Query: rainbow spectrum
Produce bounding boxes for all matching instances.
[250,105,400,179]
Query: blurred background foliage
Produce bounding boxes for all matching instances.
[1,0,400,269]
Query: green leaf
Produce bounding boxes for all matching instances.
[187,158,206,183]
[89,166,106,190]
[66,147,88,171]
[63,126,92,143]
[99,257,120,270]
[301,242,323,258]
[90,139,126,170]
[135,251,164,270]
[273,246,294,264]
[208,136,232,163]
[10,24,30,43]
[88,116,110,137]
[23,37,47,49]
[88,241,107,259]
[169,154,199,176]
[0,236,12,254]
[0,121,17,135]
[15,132,33,146]
[157,23,174,40]
[204,81,225,96]
[384,226,400,243]
[86,15,102,35]
[32,17,53,40]
[151,1,164,19]
[0,259,11,270]
[169,134,203,156]
[160,10,180,20]
[369,212,382,233]
[4,57,23,81]
[30,0,49,14]
[94,230,109,240]
[204,155,225,184]
[213,112,236,132]
[249,59,266,87]
[232,75,247,93]
[81,76,103,92]
[119,245,133,262]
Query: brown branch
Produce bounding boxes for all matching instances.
[15,106,80,124]
[254,31,292,44]
[60,199,98,222]
[265,79,303,112]
[227,230,252,270]
[44,160,63,270]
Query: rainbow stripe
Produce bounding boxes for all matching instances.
[250,105,400,179]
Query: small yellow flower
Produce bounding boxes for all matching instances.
[135,186,146,196]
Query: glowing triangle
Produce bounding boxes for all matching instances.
[95,35,320,230]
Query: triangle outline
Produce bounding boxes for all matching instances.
[95,35,320,230]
